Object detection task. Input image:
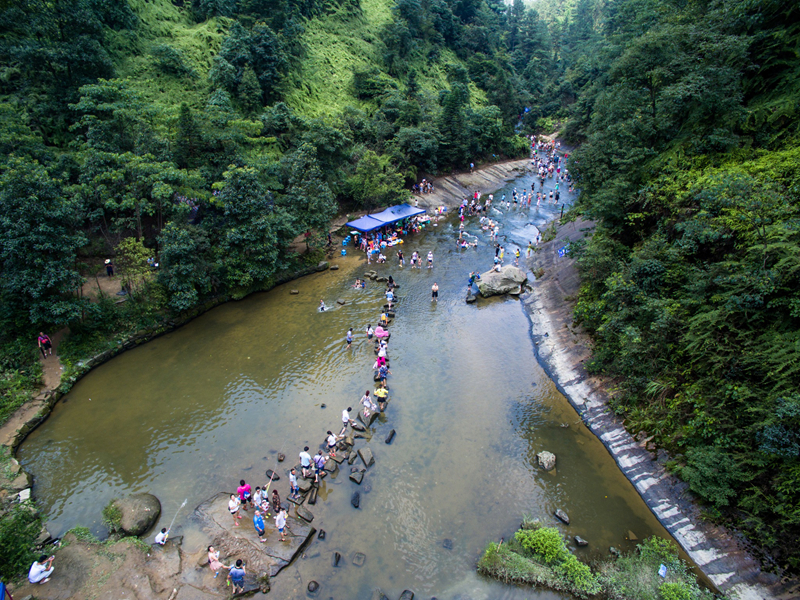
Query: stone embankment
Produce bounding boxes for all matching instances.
[523,216,788,600]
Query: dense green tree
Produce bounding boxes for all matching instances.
[0,159,87,325]
[348,150,406,212]
[158,224,214,311]
[280,144,337,233]
[238,65,264,113]
[174,103,202,170]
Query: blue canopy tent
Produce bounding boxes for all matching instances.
[369,203,426,224]
[345,215,385,232]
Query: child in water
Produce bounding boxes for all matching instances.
[319,300,326,312]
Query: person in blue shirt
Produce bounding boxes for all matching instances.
[228,559,246,594]
[253,510,266,542]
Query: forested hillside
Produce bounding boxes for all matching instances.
[564,0,800,573]
[1,0,799,576]
[0,0,550,421]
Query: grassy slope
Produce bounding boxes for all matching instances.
[106,0,485,121]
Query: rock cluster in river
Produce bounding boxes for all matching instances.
[477,265,527,296]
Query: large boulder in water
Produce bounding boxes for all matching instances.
[477,265,527,297]
[114,493,161,536]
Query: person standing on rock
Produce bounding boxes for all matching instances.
[327,430,340,457]
[207,546,229,579]
[228,559,246,593]
[299,447,313,479]
[431,282,439,301]
[228,494,242,526]
[253,510,267,543]
[378,364,391,387]
[313,450,327,483]
[237,480,252,510]
[289,468,299,499]
[275,508,288,542]
[341,407,355,435]
[361,390,376,417]
[37,332,53,358]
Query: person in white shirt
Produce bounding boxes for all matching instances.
[275,508,288,541]
[28,554,55,584]
[299,447,312,478]
[340,407,355,435]
[154,527,169,545]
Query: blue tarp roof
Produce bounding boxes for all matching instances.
[345,215,385,232]
[346,204,426,232]
[370,203,426,223]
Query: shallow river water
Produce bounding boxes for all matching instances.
[19,171,682,599]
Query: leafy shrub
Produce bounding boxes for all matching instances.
[0,504,42,580]
[152,45,196,77]
[102,500,123,534]
[659,582,696,600]
[515,527,564,564]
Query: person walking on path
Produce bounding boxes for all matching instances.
[275,508,288,542]
[228,494,242,526]
[228,560,246,594]
[37,332,53,358]
[299,447,313,479]
[253,510,267,542]
[431,282,439,302]
[346,328,353,349]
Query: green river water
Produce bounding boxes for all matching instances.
[18,173,682,599]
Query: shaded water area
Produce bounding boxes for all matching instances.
[19,171,682,599]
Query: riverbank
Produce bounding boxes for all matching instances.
[521,216,786,600]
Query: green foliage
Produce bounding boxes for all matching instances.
[348,150,406,211]
[151,44,196,77]
[597,537,713,600]
[116,237,152,298]
[102,500,123,533]
[0,158,88,325]
[0,503,43,581]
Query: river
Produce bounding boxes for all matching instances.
[18,171,680,599]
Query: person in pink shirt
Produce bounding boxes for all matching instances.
[237,480,252,511]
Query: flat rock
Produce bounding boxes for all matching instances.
[297,478,314,493]
[265,469,280,481]
[296,505,314,523]
[330,453,345,464]
[575,536,588,546]
[537,451,556,471]
[349,471,364,484]
[316,261,329,272]
[399,590,415,600]
[351,421,366,432]
[555,509,570,524]
[330,265,339,270]
[317,529,326,540]
[358,446,375,468]
[290,290,299,295]
[336,299,346,305]
[194,492,315,578]
[114,493,161,536]
[353,552,366,566]
[351,491,361,508]
[308,487,318,505]
[348,452,358,465]
[466,294,477,303]
[308,580,320,592]
[442,539,453,550]
[333,551,342,567]
[385,429,396,444]
[358,409,379,427]
[324,458,338,473]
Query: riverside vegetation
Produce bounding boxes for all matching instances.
[0,0,798,590]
